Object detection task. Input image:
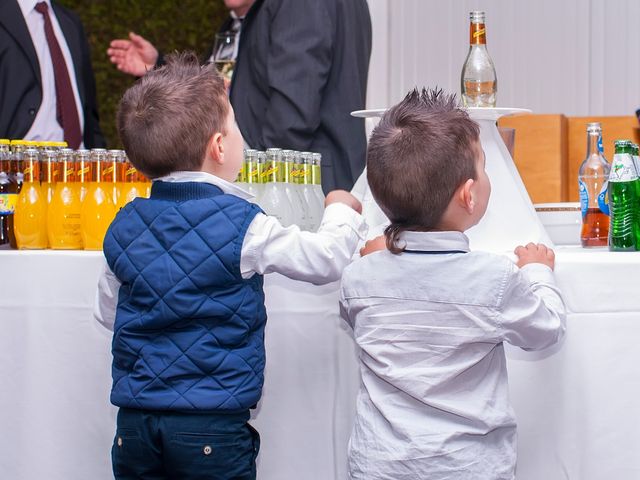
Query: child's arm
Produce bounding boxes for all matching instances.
[497,243,566,351]
[240,190,367,285]
[93,259,120,332]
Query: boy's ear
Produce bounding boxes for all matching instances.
[457,178,476,214]
[207,132,225,165]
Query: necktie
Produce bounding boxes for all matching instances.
[34,2,82,149]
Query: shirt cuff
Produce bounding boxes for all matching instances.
[520,263,555,285]
[320,202,368,240]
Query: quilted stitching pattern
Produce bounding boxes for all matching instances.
[105,186,266,412]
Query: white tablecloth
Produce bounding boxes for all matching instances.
[0,250,359,480]
[507,246,640,479]
[1,247,639,479]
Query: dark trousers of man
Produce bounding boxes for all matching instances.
[112,408,260,480]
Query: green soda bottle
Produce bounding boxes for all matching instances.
[608,140,640,251]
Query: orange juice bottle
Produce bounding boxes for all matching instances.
[75,149,90,202]
[42,147,60,204]
[117,152,144,208]
[48,148,83,249]
[15,148,47,249]
[107,149,122,207]
[81,148,116,250]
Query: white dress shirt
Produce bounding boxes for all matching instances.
[17,0,84,144]
[95,170,367,331]
[339,231,566,480]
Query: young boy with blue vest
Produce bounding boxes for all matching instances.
[340,88,566,479]
[94,52,366,480]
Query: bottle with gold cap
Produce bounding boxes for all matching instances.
[117,151,144,209]
[14,147,47,249]
[48,148,83,249]
[311,152,325,214]
[461,11,497,107]
[107,149,122,206]
[260,148,294,226]
[81,148,116,250]
[75,149,91,203]
[0,139,18,248]
[42,147,60,205]
[300,152,323,230]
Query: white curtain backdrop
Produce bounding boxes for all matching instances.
[367,0,640,116]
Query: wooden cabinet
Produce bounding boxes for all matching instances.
[497,114,640,203]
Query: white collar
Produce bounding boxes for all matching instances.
[154,170,252,200]
[18,0,51,16]
[397,230,471,253]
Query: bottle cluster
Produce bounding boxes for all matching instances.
[0,139,150,250]
[578,126,640,251]
[236,148,325,230]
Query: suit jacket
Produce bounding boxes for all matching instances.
[0,0,106,147]
[230,0,372,193]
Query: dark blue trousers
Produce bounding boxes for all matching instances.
[112,408,259,480]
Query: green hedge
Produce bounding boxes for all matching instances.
[59,0,229,148]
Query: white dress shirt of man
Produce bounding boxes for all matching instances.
[17,0,84,145]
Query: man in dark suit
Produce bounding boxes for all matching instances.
[108,0,372,192]
[0,0,106,148]
[233,0,372,192]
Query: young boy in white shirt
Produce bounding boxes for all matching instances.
[94,52,366,480]
[340,88,566,480]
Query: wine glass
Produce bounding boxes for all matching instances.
[213,32,237,83]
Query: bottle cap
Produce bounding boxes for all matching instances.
[470,11,485,22]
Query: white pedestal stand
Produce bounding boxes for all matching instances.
[351,107,551,253]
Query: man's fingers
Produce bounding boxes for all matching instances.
[110,39,131,49]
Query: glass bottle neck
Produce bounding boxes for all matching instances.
[469,22,487,45]
[586,133,600,157]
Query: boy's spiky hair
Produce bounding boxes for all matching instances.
[367,87,481,253]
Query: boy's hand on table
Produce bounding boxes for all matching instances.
[325,190,362,214]
[514,243,555,270]
[360,235,386,257]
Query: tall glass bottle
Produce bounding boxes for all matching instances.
[15,148,48,249]
[290,151,311,230]
[75,149,91,203]
[281,150,305,228]
[608,140,640,251]
[461,11,497,108]
[578,123,610,247]
[311,152,325,218]
[0,139,18,249]
[42,148,60,205]
[299,152,321,230]
[81,148,116,250]
[107,149,122,206]
[260,148,294,225]
[48,148,83,249]
[117,151,144,209]
[244,149,261,203]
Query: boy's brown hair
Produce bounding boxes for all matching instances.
[367,88,480,253]
[117,51,228,179]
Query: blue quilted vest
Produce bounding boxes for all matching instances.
[103,181,266,412]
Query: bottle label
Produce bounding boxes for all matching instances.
[597,180,610,216]
[609,154,638,182]
[597,135,604,154]
[578,179,589,217]
[0,193,17,214]
[470,23,487,45]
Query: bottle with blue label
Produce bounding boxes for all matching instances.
[578,122,610,247]
[0,139,18,249]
